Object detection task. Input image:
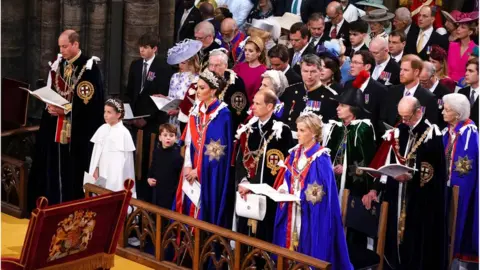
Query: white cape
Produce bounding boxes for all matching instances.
[88,121,136,197]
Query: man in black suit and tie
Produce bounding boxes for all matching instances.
[345,50,388,140]
[458,59,479,127]
[388,30,406,63]
[383,54,439,126]
[288,22,315,75]
[325,1,351,48]
[419,61,450,129]
[393,7,419,59]
[274,0,329,24]
[268,44,302,85]
[370,37,400,86]
[174,0,202,42]
[405,6,448,60]
[345,20,368,58]
[307,13,329,52]
[125,33,174,201]
[199,2,221,36]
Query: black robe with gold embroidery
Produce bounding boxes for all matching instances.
[234,116,294,243]
[28,53,104,211]
[378,120,448,270]
[220,70,250,131]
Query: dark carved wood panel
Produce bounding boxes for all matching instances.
[1,155,27,218]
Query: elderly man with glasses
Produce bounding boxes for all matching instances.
[366,95,447,270]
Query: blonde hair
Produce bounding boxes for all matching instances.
[296,113,323,142]
[186,54,200,73]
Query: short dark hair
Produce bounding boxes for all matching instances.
[290,22,310,39]
[353,50,375,68]
[349,20,368,34]
[268,44,290,63]
[138,33,159,48]
[308,13,325,22]
[199,2,214,17]
[389,30,406,42]
[467,58,479,72]
[159,123,178,135]
[322,56,342,83]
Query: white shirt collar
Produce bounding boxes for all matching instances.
[392,50,404,62]
[352,42,365,52]
[310,35,323,45]
[144,54,155,66]
[295,43,310,55]
[411,117,422,131]
[360,76,370,92]
[377,56,390,69]
[429,79,439,93]
[472,86,479,93]
[258,116,271,127]
[418,26,434,44]
[283,64,291,74]
[404,24,411,35]
[404,81,420,96]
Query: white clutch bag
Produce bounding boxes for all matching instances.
[235,192,267,221]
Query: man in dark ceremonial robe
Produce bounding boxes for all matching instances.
[208,49,249,131]
[365,96,447,270]
[196,21,221,70]
[28,30,104,211]
[234,90,294,244]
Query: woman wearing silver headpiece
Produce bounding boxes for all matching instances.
[166,39,203,133]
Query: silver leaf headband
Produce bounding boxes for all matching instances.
[106,99,123,112]
[199,69,220,88]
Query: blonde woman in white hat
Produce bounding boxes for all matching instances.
[166,39,203,132]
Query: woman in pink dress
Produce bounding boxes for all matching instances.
[447,12,478,82]
[429,45,456,92]
[233,36,267,103]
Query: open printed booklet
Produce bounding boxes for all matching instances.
[123,103,150,120]
[239,183,300,202]
[20,86,71,110]
[150,96,182,112]
[357,164,417,179]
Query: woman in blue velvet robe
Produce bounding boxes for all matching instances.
[174,69,234,228]
[442,93,479,263]
[273,112,353,270]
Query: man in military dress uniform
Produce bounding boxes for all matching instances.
[234,90,294,244]
[208,49,249,131]
[28,30,104,211]
[366,96,447,270]
[280,54,339,137]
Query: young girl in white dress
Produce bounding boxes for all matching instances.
[88,98,136,197]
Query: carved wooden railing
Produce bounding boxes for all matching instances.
[1,155,27,218]
[84,184,331,270]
